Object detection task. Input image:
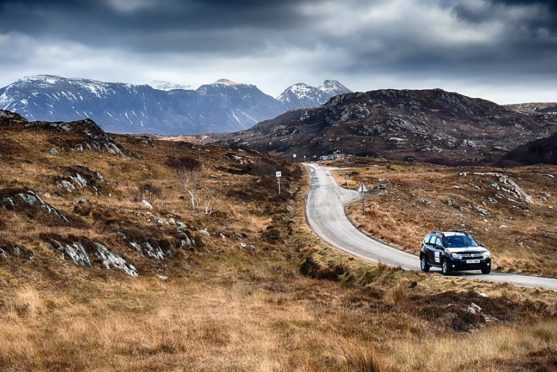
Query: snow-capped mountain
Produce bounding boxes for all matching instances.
[0,75,351,134]
[0,75,285,134]
[318,80,351,96]
[277,80,352,110]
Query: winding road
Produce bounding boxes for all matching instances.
[304,163,557,291]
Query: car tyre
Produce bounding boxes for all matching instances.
[420,255,430,272]
[442,260,451,276]
[481,265,491,275]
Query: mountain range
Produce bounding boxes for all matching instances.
[0,75,350,134]
[219,88,557,165]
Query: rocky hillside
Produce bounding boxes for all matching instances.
[222,89,557,164]
[0,108,300,279]
[276,80,351,110]
[0,75,351,135]
[501,130,557,165]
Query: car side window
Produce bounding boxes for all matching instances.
[427,235,435,245]
[434,237,442,247]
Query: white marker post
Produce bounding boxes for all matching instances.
[358,183,367,214]
[276,171,282,194]
[292,154,297,163]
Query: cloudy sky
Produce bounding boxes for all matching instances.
[0,0,556,103]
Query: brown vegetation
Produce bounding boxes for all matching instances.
[335,160,557,277]
[1,117,556,370]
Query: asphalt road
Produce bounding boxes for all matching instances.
[304,163,557,291]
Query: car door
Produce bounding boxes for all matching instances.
[425,235,437,265]
[428,236,444,265]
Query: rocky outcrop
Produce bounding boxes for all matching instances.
[119,224,193,260]
[0,241,34,261]
[56,166,104,194]
[0,109,27,124]
[42,235,138,276]
[0,188,69,223]
[0,109,124,155]
[470,172,534,204]
[25,118,124,155]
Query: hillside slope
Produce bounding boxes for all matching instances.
[502,130,557,165]
[222,89,557,164]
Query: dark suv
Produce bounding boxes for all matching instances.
[420,231,491,275]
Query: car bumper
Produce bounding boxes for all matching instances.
[446,258,491,271]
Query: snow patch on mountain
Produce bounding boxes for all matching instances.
[277,80,351,110]
[147,80,192,91]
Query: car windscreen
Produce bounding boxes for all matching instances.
[443,235,479,248]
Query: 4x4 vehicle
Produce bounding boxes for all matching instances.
[420,231,491,275]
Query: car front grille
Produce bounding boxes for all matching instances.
[459,253,484,259]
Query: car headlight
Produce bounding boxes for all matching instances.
[483,251,491,259]
[451,253,463,260]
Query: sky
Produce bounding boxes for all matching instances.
[0,0,556,104]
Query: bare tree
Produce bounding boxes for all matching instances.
[167,156,202,210]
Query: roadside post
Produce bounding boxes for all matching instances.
[276,171,282,194]
[292,153,297,163]
[358,184,367,214]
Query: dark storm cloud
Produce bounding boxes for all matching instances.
[0,0,556,103]
[0,0,322,54]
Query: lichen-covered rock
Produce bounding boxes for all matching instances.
[94,243,138,277]
[0,188,69,222]
[472,172,534,204]
[120,226,192,260]
[56,166,104,194]
[42,235,138,276]
[44,238,91,266]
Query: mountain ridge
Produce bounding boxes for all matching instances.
[220,88,557,165]
[0,75,351,135]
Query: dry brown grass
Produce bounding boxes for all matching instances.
[383,321,557,371]
[1,125,557,371]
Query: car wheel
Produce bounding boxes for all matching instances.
[420,255,430,272]
[442,260,451,276]
[481,266,491,275]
